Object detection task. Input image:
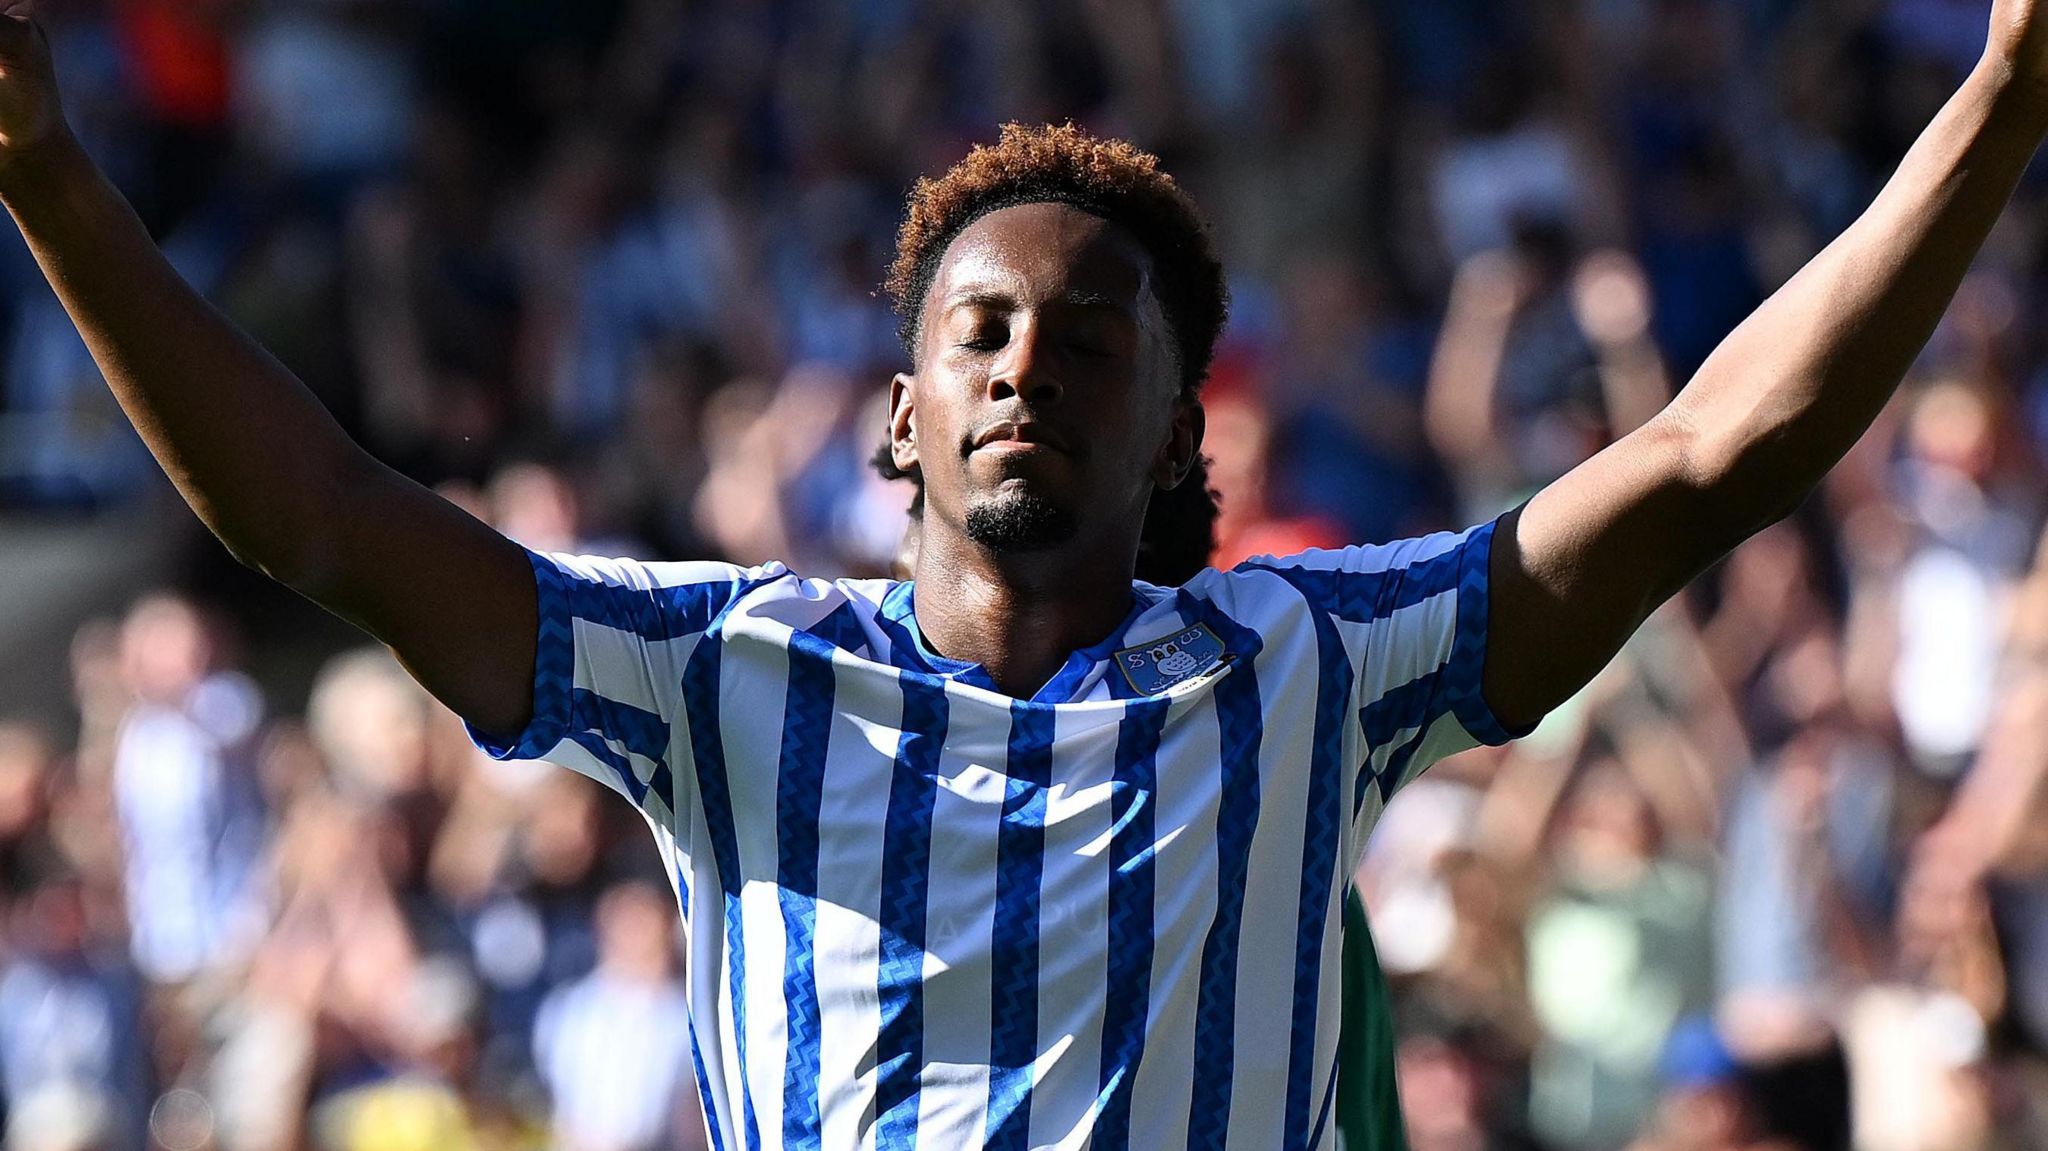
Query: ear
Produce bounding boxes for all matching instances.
[889,372,920,475]
[1151,397,1205,490]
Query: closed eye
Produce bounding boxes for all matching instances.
[957,322,1009,352]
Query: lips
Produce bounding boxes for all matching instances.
[971,420,1071,453]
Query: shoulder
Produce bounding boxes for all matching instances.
[1206,525,1494,615]
[714,571,902,661]
[1230,526,1487,583]
[534,551,789,595]
[715,571,896,620]
[523,549,800,643]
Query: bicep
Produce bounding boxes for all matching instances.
[295,455,539,742]
[1482,411,1734,731]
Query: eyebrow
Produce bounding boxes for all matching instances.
[941,287,1131,313]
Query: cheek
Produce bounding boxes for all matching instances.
[905,377,959,448]
[1114,387,1181,456]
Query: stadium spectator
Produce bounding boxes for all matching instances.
[533,881,700,1151]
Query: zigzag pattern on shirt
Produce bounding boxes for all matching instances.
[872,676,949,1148]
[985,702,1056,1150]
[1094,694,1170,1151]
[1174,590,1267,1151]
[776,633,839,1146]
[1235,531,1467,628]
[1268,585,1356,1151]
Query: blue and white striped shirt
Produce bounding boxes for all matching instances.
[469,518,1531,1151]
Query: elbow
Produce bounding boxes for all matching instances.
[1663,403,1815,549]
[232,537,329,593]
[192,493,301,586]
[216,532,281,581]
[210,454,364,598]
[214,518,329,594]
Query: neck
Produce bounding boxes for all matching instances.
[910,526,1139,697]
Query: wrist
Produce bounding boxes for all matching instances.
[1974,52,2048,137]
[0,125,87,203]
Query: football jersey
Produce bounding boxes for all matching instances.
[469,518,1532,1150]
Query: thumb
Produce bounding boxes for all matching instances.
[0,1,30,22]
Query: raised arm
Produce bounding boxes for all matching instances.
[1481,2,2048,732]
[0,10,537,739]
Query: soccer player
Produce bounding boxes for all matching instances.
[2,1,2047,1146]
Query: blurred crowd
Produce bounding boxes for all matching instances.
[7,0,2048,1149]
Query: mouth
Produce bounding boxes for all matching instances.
[971,420,1071,455]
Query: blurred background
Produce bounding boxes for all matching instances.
[1,0,2046,1148]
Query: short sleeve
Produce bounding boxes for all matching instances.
[1244,515,1538,794]
[466,548,785,818]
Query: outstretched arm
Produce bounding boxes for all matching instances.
[1482,1,2048,732]
[0,9,537,738]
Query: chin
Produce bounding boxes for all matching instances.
[963,486,1079,552]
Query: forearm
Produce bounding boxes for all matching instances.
[1423,319,1507,465]
[0,132,369,582]
[1424,259,1518,469]
[1446,8,2048,734]
[1591,331,1669,439]
[1672,59,2048,537]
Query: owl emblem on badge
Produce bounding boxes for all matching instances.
[1116,624,1229,695]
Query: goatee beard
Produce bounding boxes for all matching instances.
[964,490,1077,552]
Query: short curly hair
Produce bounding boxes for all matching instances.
[885,123,1228,395]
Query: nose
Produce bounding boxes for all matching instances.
[986,317,1064,406]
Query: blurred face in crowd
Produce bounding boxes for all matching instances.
[1556,760,1658,887]
[119,595,210,705]
[18,878,88,959]
[309,652,433,797]
[1395,1035,1486,1143]
[488,463,582,553]
[597,882,679,983]
[1908,377,1998,484]
[524,774,601,886]
[891,202,1199,563]
[0,724,50,842]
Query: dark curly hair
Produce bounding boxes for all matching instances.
[885,122,1228,396]
[878,123,1227,582]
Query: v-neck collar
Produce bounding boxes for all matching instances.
[878,580,1158,704]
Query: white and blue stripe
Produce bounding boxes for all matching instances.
[469,518,1534,1150]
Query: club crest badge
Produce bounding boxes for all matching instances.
[1116,623,1229,695]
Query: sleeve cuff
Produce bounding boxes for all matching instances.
[465,548,575,761]
[1442,517,1543,747]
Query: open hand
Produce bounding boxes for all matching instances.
[0,3,64,160]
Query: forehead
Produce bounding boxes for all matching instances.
[929,202,1156,312]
